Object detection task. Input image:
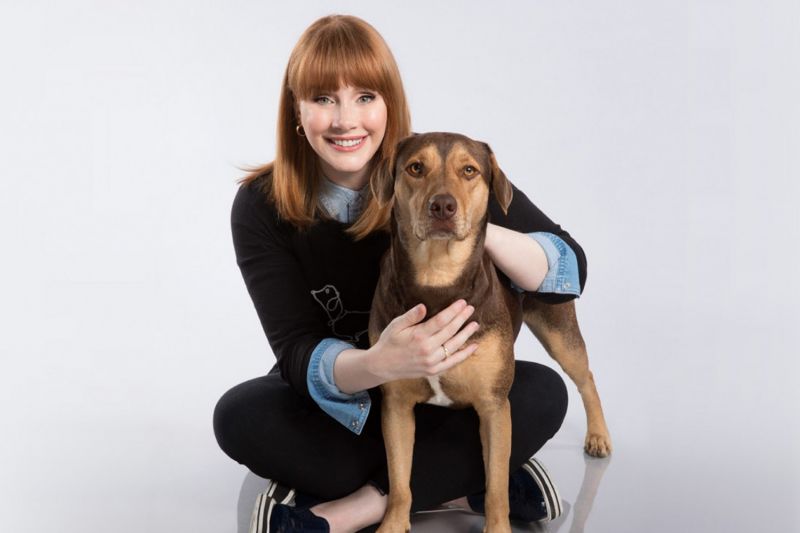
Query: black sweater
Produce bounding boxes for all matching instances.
[231,173,587,400]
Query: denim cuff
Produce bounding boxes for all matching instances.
[510,232,581,296]
[307,338,372,435]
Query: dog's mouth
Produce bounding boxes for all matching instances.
[415,217,463,241]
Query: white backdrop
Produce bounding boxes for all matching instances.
[1,1,798,532]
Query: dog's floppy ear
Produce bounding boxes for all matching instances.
[485,143,513,215]
[371,133,417,208]
[371,152,397,208]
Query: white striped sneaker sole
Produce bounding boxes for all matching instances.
[522,458,563,521]
[265,480,296,505]
[249,480,296,533]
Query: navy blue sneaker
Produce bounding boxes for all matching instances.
[249,498,330,533]
[466,457,563,522]
[254,479,297,507]
[249,479,329,532]
[252,478,326,510]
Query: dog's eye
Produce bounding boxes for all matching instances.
[463,165,478,178]
[407,162,424,177]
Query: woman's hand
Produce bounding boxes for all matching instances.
[368,299,481,382]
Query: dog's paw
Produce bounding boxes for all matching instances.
[376,520,410,533]
[482,521,512,533]
[584,432,612,457]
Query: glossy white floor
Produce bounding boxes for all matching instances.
[2,1,798,532]
[234,310,800,533]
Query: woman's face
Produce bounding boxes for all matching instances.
[298,85,388,189]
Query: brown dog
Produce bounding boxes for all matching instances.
[368,132,611,533]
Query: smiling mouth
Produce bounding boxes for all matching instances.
[327,136,366,149]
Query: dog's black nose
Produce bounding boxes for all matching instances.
[429,194,457,220]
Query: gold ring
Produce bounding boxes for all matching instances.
[442,344,449,361]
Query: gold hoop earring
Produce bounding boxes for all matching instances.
[295,125,305,137]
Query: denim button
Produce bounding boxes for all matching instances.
[359,402,366,410]
[351,420,358,428]
[565,282,571,288]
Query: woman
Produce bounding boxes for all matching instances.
[214,14,586,533]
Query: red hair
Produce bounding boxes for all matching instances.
[239,15,411,239]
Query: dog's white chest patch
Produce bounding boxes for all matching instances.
[424,376,454,406]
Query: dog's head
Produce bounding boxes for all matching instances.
[373,132,513,242]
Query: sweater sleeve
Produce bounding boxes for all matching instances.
[488,180,588,303]
[230,182,329,400]
[508,232,581,297]
[307,338,372,435]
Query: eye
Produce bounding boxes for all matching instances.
[313,95,334,104]
[357,93,376,103]
[463,165,479,179]
[407,161,424,177]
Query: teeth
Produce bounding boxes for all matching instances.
[332,137,364,147]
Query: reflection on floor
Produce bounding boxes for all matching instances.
[237,443,611,533]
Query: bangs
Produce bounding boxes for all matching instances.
[289,23,391,100]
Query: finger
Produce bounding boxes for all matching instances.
[391,303,427,331]
[424,319,478,367]
[429,304,477,348]
[429,343,479,375]
[418,299,468,336]
[440,319,480,353]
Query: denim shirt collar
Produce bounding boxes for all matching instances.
[318,175,369,224]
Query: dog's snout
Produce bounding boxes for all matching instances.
[429,194,457,220]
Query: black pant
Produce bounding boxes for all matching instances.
[213,361,567,513]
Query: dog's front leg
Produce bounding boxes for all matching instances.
[474,397,513,533]
[377,393,416,533]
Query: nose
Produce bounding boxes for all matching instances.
[429,194,457,220]
[332,101,357,130]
